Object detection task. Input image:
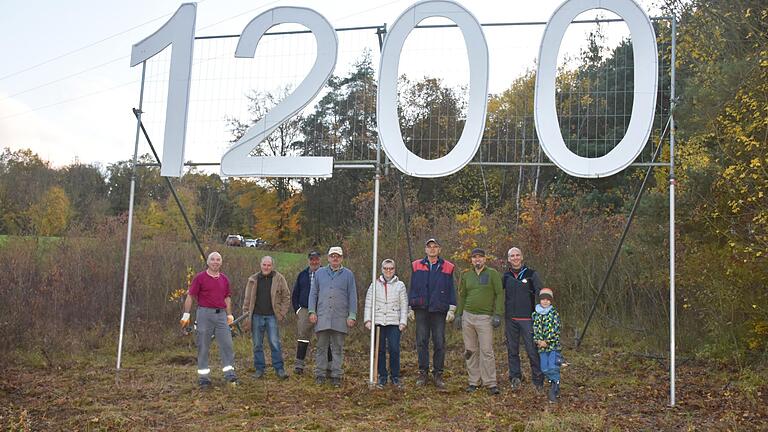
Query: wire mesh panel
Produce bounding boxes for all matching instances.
[140,24,382,167]
[138,16,672,171]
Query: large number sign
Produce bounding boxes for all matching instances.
[131,0,658,179]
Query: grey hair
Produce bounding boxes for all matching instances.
[261,255,273,265]
[381,258,395,269]
[507,247,522,257]
[207,251,222,264]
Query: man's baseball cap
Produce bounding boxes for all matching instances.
[307,250,321,258]
[328,246,344,256]
[425,238,440,246]
[470,248,485,257]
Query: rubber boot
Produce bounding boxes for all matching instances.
[548,380,559,403]
[295,341,309,374]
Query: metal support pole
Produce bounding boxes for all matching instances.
[369,24,386,385]
[669,17,677,407]
[369,166,381,384]
[117,62,147,370]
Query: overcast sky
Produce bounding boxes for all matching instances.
[0,0,661,169]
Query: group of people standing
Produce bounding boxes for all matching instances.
[179,238,562,403]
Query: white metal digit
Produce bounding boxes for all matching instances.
[377,0,489,178]
[130,3,196,178]
[534,0,658,178]
[220,7,337,178]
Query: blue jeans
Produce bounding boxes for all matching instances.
[539,350,561,383]
[415,309,446,375]
[376,325,401,383]
[251,314,284,372]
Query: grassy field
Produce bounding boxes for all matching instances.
[2,328,766,431]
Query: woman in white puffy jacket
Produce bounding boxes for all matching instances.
[364,258,408,388]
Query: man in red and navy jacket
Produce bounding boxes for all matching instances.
[408,238,457,389]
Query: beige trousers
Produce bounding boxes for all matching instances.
[462,311,497,387]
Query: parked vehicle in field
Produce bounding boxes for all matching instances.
[225,234,244,247]
[244,239,257,248]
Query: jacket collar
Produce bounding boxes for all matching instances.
[257,271,274,279]
[421,256,443,267]
[378,274,400,284]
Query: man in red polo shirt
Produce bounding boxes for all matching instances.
[180,251,238,388]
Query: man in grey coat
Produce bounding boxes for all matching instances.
[308,246,357,387]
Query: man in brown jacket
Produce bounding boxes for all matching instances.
[242,255,291,379]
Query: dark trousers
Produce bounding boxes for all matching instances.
[376,325,401,382]
[504,318,543,385]
[415,309,447,375]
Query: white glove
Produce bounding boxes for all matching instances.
[408,308,415,322]
[227,314,234,326]
[180,312,191,328]
[445,305,456,323]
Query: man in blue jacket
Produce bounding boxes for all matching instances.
[409,238,457,389]
[291,250,323,375]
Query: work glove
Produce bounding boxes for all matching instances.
[180,312,191,329]
[492,315,501,328]
[227,314,234,326]
[408,308,415,322]
[445,305,457,323]
[454,314,462,330]
[365,321,372,330]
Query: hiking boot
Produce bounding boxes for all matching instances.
[330,377,342,388]
[465,384,478,393]
[433,373,445,389]
[488,386,500,395]
[294,367,304,375]
[510,377,521,390]
[391,377,403,389]
[548,381,559,403]
[315,376,326,385]
[416,370,428,386]
[276,369,289,380]
[199,378,212,390]
[253,369,265,379]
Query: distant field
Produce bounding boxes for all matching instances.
[222,247,305,270]
[0,234,305,269]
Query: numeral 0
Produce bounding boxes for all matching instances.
[131,0,658,179]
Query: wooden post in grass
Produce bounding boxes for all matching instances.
[373,326,380,385]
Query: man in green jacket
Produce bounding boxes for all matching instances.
[456,248,503,395]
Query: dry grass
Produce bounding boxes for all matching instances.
[1,331,766,431]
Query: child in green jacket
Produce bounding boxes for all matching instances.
[532,287,561,403]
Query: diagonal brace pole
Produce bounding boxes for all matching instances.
[132,108,206,263]
[575,116,672,348]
